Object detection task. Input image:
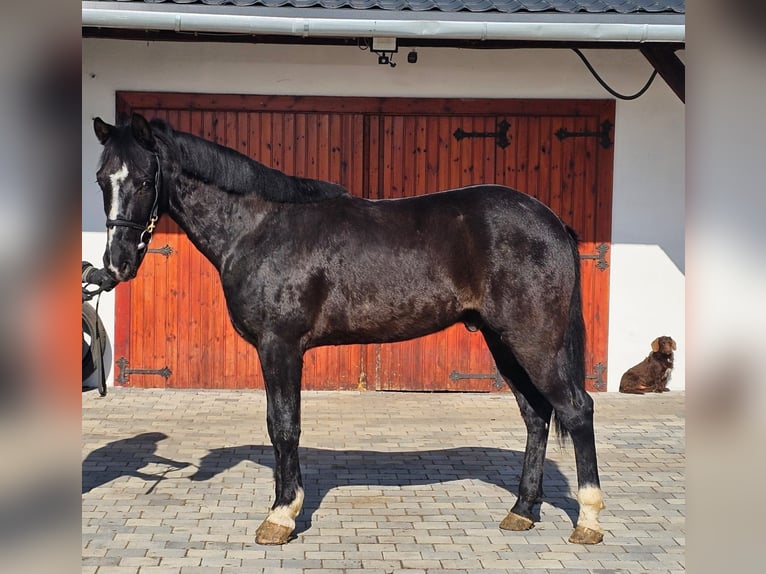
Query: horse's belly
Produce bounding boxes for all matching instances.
[309,289,465,347]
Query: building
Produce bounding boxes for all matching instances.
[82,0,685,392]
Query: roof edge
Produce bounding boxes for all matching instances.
[82,3,685,43]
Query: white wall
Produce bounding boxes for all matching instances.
[82,38,685,391]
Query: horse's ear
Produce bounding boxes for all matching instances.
[131,113,156,151]
[671,338,677,351]
[93,117,113,145]
[651,338,660,352]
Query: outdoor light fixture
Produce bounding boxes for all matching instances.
[377,53,396,67]
[372,36,397,68]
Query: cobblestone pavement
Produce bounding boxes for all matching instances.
[82,389,684,573]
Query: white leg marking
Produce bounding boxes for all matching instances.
[576,486,605,532]
[107,163,129,276]
[264,488,304,530]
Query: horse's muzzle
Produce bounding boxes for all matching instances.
[103,247,141,282]
[83,263,120,292]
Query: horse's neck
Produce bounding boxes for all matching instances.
[158,131,340,270]
[164,166,267,272]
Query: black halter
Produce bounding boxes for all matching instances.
[105,154,161,251]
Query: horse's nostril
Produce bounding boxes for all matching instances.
[119,262,131,276]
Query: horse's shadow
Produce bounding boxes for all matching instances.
[189,444,580,532]
[83,435,579,530]
[81,432,191,494]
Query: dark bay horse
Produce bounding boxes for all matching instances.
[92,113,604,545]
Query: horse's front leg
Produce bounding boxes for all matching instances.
[255,335,304,545]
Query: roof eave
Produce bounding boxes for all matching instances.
[81,3,686,44]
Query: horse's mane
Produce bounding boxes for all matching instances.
[150,119,349,204]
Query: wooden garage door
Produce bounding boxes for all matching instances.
[112,94,613,392]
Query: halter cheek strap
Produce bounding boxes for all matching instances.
[105,154,162,251]
[136,215,159,251]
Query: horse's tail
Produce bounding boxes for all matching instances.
[552,225,587,443]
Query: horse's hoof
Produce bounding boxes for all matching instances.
[255,521,293,545]
[568,525,604,545]
[499,511,534,531]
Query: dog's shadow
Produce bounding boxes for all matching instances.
[189,444,579,532]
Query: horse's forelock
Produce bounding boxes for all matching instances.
[100,123,157,177]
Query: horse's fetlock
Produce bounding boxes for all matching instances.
[575,485,605,533]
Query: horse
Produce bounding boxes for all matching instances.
[91,112,605,546]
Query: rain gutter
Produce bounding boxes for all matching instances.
[81,3,685,44]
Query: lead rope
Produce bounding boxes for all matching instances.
[94,293,107,396]
[82,291,107,397]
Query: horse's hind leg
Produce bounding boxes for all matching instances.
[254,335,305,545]
[482,328,552,532]
[550,379,605,544]
[518,344,605,544]
[485,328,604,544]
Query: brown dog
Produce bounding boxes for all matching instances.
[619,336,676,394]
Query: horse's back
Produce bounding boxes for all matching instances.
[369,184,567,238]
[360,184,576,274]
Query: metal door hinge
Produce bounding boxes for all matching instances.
[116,357,172,385]
[580,243,609,271]
[453,120,511,149]
[146,243,174,258]
[555,120,613,149]
[585,362,606,391]
[449,366,505,390]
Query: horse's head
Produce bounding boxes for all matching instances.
[94,113,161,282]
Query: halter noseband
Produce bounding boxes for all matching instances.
[105,154,161,251]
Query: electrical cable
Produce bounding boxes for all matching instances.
[572,48,658,101]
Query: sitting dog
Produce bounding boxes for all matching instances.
[619,336,676,394]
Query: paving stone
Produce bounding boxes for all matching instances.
[84,389,685,573]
